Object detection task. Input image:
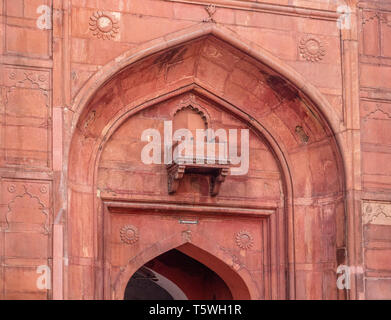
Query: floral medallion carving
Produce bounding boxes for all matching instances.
[89,11,119,40]
[120,225,139,245]
[235,230,254,250]
[299,35,326,62]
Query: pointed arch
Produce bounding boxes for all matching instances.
[65,23,347,300]
[70,24,341,140]
[112,231,253,300]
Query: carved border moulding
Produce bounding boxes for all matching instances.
[105,200,275,217]
[235,230,254,250]
[166,160,230,196]
[89,11,119,40]
[299,35,326,62]
[362,201,391,226]
[120,225,139,245]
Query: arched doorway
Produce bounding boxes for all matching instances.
[67,26,346,300]
[124,248,234,300]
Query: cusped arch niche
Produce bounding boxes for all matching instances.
[172,94,210,132]
[99,91,285,300]
[67,31,345,300]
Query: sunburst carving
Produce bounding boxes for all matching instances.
[235,230,254,250]
[89,11,119,40]
[299,35,326,62]
[120,225,139,245]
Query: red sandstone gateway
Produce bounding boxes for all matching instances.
[0,0,390,300]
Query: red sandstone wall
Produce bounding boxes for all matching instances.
[359,0,391,300]
[0,0,390,300]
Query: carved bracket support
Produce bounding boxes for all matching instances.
[167,164,186,194]
[166,161,230,196]
[210,167,229,196]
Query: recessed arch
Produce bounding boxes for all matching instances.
[66,24,346,300]
[112,231,253,300]
[71,83,298,299]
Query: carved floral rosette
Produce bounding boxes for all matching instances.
[120,225,139,245]
[89,11,119,40]
[235,230,254,250]
[299,35,326,62]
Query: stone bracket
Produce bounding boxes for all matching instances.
[167,164,186,194]
[166,160,230,196]
[209,167,229,196]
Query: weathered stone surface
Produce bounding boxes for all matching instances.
[0,0,389,300]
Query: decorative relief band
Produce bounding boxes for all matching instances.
[165,0,340,20]
[362,201,391,225]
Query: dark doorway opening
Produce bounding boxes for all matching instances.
[124,267,174,300]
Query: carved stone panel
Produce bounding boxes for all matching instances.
[0,66,51,168]
[363,201,391,225]
[0,179,52,299]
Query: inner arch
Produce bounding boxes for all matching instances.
[66,27,346,300]
[125,248,233,300]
